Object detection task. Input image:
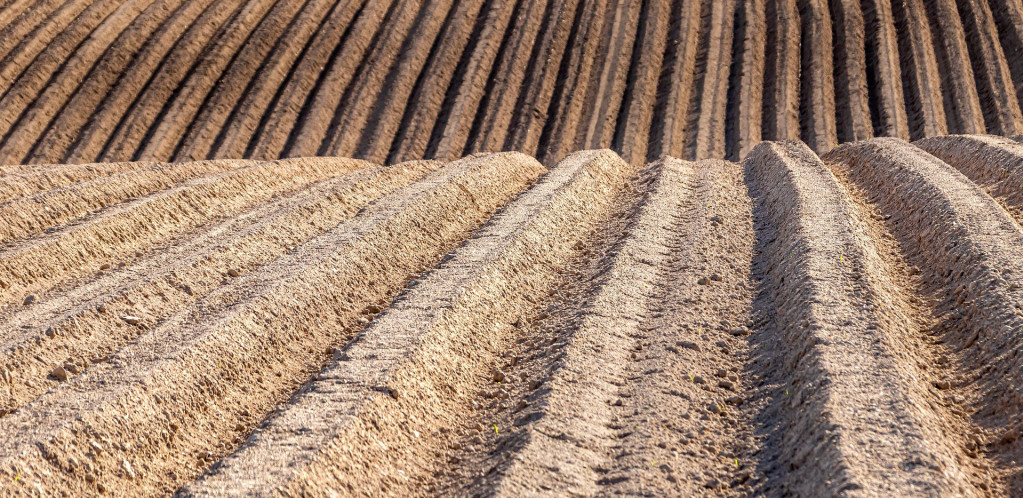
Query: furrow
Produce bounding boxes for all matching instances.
[987,0,1023,116]
[0,159,436,421]
[889,0,947,139]
[239,0,369,161]
[382,0,489,164]
[860,0,909,139]
[501,0,583,158]
[0,0,167,165]
[0,157,376,310]
[795,0,837,153]
[473,158,757,495]
[181,150,631,496]
[0,153,544,496]
[356,0,476,165]
[761,0,800,141]
[649,0,703,161]
[60,0,241,165]
[425,0,519,161]
[724,0,765,160]
[825,137,1023,494]
[745,140,977,495]
[323,0,455,160]
[0,161,159,205]
[0,0,129,135]
[914,134,1023,223]
[922,0,985,135]
[174,0,337,162]
[580,0,640,151]
[0,159,247,246]
[533,0,612,166]
[0,0,90,96]
[13,0,195,165]
[829,0,872,143]
[0,0,48,41]
[135,0,305,162]
[280,0,401,158]
[462,0,553,157]
[96,0,267,163]
[612,0,671,165]
[956,0,1023,136]
[683,0,737,160]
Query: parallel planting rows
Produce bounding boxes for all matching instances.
[1,0,1023,167]
[2,134,1023,495]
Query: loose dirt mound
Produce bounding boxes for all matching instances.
[2,136,1023,495]
[1,0,1023,167]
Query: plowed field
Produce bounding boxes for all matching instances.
[0,134,1022,495]
[1,0,1023,167]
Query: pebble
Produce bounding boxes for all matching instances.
[729,326,750,336]
[121,316,142,326]
[100,264,111,271]
[121,460,134,479]
[50,366,69,382]
[64,363,80,375]
[718,380,734,390]
[932,380,951,390]
[227,268,241,277]
[23,294,37,306]
[710,274,722,281]
[491,368,506,383]
[676,340,700,351]
[697,277,710,286]
[613,398,624,406]
[715,369,727,378]
[692,375,706,384]
[45,327,56,338]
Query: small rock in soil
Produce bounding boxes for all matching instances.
[718,380,734,390]
[932,380,951,390]
[710,274,722,281]
[100,264,111,271]
[692,375,706,384]
[492,368,506,383]
[23,294,37,305]
[227,268,241,277]
[697,277,710,285]
[613,398,624,406]
[729,326,750,336]
[50,366,69,382]
[45,327,56,338]
[121,316,142,325]
[121,460,135,479]
[676,340,700,351]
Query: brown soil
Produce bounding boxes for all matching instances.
[6,0,1023,495]
[0,1,1020,166]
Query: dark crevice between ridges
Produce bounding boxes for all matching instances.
[314,0,407,157]
[610,0,650,153]
[829,0,854,143]
[682,0,717,160]
[919,0,961,134]
[459,0,529,158]
[0,0,128,153]
[796,0,818,147]
[760,0,783,141]
[860,0,885,137]
[987,0,1023,114]
[888,0,924,140]
[645,0,684,163]
[533,0,586,164]
[114,0,252,162]
[353,0,450,159]
[955,0,1005,135]
[205,0,333,160]
[421,0,501,159]
[85,0,237,164]
[22,0,197,164]
[0,0,79,100]
[724,0,750,161]
[502,0,563,153]
[249,0,368,160]
[384,0,481,164]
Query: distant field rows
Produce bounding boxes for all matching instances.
[1,0,1022,167]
